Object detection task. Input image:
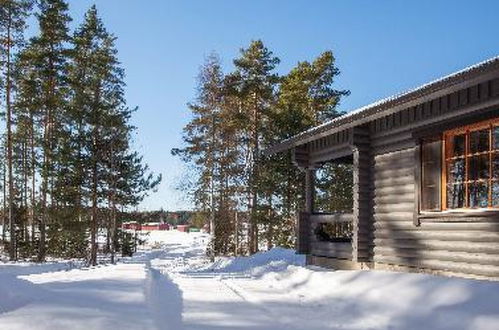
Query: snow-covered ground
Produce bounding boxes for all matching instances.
[1,230,499,330]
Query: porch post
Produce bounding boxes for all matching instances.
[305,167,315,213]
[352,139,374,264]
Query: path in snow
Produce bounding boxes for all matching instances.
[145,233,300,330]
[0,232,299,330]
[2,231,499,330]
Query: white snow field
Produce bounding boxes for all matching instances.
[1,230,499,330]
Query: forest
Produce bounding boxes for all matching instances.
[174,41,353,256]
[0,0,160,265]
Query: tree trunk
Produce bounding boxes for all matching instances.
[2,161,6,242]
[89,154,98,266]
[39,98,51,262]
[30,114,36,245]
[234,211,239,256]
[6,13,17,261]
[249,92,260,254]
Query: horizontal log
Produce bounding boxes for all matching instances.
[374,256,499,278]
[374,229,499,242]
[375,195,415,205]
[375,220,499,232]
[374,247,499,266]
[374,155,414,168]
[374,167,414,181]
[374,238,499,254]
[371,133,413,149]
[374,176,414,189]
[375,185,415,197]
[374,212,414,220]
[310,241,352,251]
[310,246,353,260]
[374,202,414,213]
[374,148,414,162]
[310,213,353,223]
[373,140,416,156]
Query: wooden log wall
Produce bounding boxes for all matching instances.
[370,77,499,279]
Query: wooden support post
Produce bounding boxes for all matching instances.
[296,212,310,254]
[352,147,360,263]
[352,140,374,263]
[305,167,315,213]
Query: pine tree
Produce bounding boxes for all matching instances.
[0,0,33,260]
[70,6,160,265]
[230,40,280,253]
[173,53,225,254]
[15,44,43,253]
[260,51,350,247]
[176,46,350,254]
[22,0,72,261]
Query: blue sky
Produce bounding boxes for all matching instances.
[54,0,498,211]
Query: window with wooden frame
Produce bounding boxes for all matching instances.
[420,117,499,212]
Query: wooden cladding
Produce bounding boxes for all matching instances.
[369,78,499,136]
[308,128,351,154]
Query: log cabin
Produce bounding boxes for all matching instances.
[265,56,499,280]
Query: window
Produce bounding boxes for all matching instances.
[421,139,442,211]
[420,117,499,211]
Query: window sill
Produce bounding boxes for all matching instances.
[419,209,499,222]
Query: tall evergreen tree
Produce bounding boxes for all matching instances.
[69,6,160,265]
[261,51,350,247]
[230,40,280,253]
[173,53,225,254]
[176,45,349,255]
[25,0,71,261]
[68,5,119,265]
[0,0,33,260]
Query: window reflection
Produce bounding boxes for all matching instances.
[469,183,489,208]
[469,129,489,153]
[444,119,499,209]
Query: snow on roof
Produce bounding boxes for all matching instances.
[266,55,499,154]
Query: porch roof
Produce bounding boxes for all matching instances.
[265,55,499,155]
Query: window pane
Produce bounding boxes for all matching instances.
[469,182,489,208]
[451,134,466,157]
[447,183,465,209]
[493,182,499,207]
[469,129,489,154]
[469,154,490,180]
[421,140,442,211]
[494,127,499,150]
[447,158,466,182]
[494,152,499,179]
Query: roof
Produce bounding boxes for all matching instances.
[265,55,499,155]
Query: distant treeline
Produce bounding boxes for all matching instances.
[0,1,160,264]
[124,210,196,227]
[174,41,353,256]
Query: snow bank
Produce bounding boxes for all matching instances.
[202,247,305,276]
[0,261,75,315]
[243,265,499,330]
[2,230,499,330]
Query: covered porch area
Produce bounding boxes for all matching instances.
[293,127,374,269]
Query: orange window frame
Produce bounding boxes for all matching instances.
[441,117,499,210]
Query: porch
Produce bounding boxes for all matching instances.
[293,127,374,267]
